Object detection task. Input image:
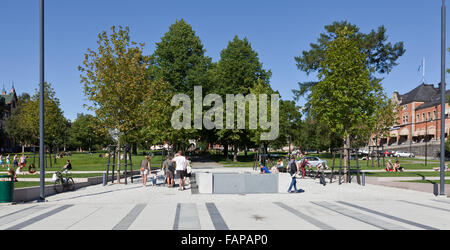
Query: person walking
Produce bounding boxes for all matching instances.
[13,154,18,170]
[140,156,151,187]
[163,156,175,187]
[287,156,299,193]
[6,155,11,169]
[172,151,188,191]
[0,154,4,168]
[19,154,26,169]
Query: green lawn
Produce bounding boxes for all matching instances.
[14,182,53,189]
[364,172,450,178]
[3,151,164,172]
[403,180,450,185]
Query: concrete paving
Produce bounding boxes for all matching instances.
[1,166,450,230]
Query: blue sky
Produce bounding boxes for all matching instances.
[0,0,448,121]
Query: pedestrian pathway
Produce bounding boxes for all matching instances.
[1,171,450,230]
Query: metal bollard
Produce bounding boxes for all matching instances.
[103,173,107,186]
[362,172,365,186]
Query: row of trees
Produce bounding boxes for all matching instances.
[79,20,305,163]
[5,20,405,172]
[78,19,406,165]
[5,84,113,153]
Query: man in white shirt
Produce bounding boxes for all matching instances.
[172,151,188,191]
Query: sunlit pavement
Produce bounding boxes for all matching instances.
[1,168,450,230]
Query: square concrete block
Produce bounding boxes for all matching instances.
[213,174,246,194]
[245,174,278,194]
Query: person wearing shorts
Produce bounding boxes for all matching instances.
[19,155,26,168]
[163,156,175,187]
[172,151,188,191]
[140,156,151,187]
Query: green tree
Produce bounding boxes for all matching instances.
[69,113,109,151]
[307,27,387,180]
[79,26,152,182]
[293,21,405,101]
[214,36,272,161]
[20,83,69,155]
[5,93,32,152]
[151,19,213,151]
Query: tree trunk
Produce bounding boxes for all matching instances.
[22,145,25,154]
[344,134,350,182]
[233,145,238,162]
[117,136,121,184]
[224,144,229,160]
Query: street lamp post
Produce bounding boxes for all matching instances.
[440,0,446,196]
[38,0,45,202]
[425,119,428,167]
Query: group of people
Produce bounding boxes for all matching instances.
[140,151,192,191]
[1,154,39,182]
[385,159,404,172]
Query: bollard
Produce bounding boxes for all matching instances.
[362,172,365,186]
[103,173,107,186]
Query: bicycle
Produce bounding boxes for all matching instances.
[53,171,75,193]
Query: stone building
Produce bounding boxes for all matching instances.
[0,85,18,151]
[371,83,449,157]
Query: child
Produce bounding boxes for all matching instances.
[6,155,10,169]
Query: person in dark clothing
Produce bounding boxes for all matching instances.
[287,156,299,193]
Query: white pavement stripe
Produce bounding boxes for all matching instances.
[67,205,135,230]
[0,205,47,227]
[432,199,450,205]
[274,202,335,230]
[177,203,201,230]
[312,201,408,230]
[6,205,73,230]
[113,204,147,230]
[338,201,439,230]
[215,202,315,230]
[399,200,450,213]
[129,203,177,230]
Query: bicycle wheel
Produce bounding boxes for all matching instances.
[66,178,75,192]
[53,179,64,193]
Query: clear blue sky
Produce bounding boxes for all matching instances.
[0,0,449,121]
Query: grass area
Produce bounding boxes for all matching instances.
[364,171,450,178]
[14,182,53,189]
[214,151,444,171]
[1,151,164,172]
[403,180,450,184]
[15,173,104,179]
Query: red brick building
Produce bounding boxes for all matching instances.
[373,83,449,147]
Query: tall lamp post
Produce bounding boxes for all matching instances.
[440,0,446,196]
[38,0,46,202]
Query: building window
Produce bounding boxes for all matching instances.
[428,112,431,121]
[434,111,437,120]
[417,114,420,122]
[403,105,408,111]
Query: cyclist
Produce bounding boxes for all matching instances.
[61,160,72,173]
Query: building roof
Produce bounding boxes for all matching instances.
[415,87,450,111]
[399,83,439,105]
[0,93,15,105]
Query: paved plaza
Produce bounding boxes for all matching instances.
[1,165,450,230]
